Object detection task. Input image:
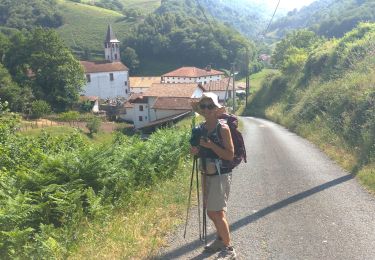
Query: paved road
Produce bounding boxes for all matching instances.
[157,117,375,260]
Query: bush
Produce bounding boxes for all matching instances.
[31,100,51,119]
[86,117,101,135]
[58,111,80,122]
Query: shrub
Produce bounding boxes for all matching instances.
[86,116,101,135]
[58,111,80,123]
[31,100,51,119]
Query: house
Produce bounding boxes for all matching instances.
[161,66,224,85]
[80,25,130,99]
[203,77,235,102]
[121,83,205,129]
[122,93,144,122]
[129,76,161,94]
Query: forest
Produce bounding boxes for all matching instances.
[122,0,260,73]
[0,0,63,30]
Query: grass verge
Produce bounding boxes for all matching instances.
[357,164,375,195]
[68,159,194,259]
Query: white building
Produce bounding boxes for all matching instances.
[161,66,224,85]
[121,83,205,129]
[80,25,130,99]
[129,76,161,94]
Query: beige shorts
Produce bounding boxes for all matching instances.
[202,173,232,212]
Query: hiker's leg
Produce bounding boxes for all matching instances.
[208,210,230,246]
[207,211,221,238]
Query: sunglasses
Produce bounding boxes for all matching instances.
[199,103,216,110]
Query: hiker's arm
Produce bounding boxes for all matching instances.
[199,125,234,161]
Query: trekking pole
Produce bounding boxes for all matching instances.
[195,157,202,241]
[200,156,207,245]
[183,156,197,238]
[202,170,207,246]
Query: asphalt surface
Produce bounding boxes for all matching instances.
[157,117,375,260]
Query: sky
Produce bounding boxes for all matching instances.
[249,0,317,12]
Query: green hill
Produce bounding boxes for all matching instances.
[56,0,132,58]
[269,0,375,39]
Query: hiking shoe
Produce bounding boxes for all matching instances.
[203,238,225,252]
[216,246,237,260]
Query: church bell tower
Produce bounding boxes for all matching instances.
[104,24,120,62]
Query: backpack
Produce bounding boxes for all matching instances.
[217,113,247,170]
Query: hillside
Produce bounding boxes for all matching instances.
[56,0,132,57]
[246,22,375,191]
[121,0,257,74]
[197,0,267,39]
[268,0,375,39]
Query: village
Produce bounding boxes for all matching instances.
[80,25,247,131]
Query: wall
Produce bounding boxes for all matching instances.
[163,75,222,84]
[82,70,129,99]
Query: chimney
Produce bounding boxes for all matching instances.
[205,64,212,71]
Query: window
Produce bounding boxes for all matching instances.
[124,81,128,86]
[139,116,143,121]
[139,105,143,111]
[86,74,91,82]
[114,54,118,60]
[110,73,114,81]
[125,89,128,94]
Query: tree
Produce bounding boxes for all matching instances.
[4,29,86,111]
[0,63,33,112]
[272,30,321,69]
[121,47,140,71]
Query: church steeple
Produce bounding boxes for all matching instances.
[104,24,120,62]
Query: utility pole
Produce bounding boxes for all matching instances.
[231,63,236,113]
[245,48,250,108]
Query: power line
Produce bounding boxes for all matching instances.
[261,0,281,38]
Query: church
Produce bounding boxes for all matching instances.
[80,25,130,99]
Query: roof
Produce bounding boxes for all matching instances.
[105,24,119,43]
[124,101,134,108]
[204,77,233,91]
[130,77,161,88]
[80,61,128,73]
[162,66,224,78]
[143,83,205,98]
[152,97,193,110]
[79,95,99,102]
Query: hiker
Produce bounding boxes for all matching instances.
[190,92,237,259]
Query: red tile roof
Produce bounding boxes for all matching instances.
[162,67,224,78]
[130,77,161,88]
[80,61,128,73]
[152,97,193,110]
[204,77,233,91]
[143,83,205,98]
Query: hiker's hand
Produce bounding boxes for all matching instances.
[199,138,213,149]
[190,146,199,155]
